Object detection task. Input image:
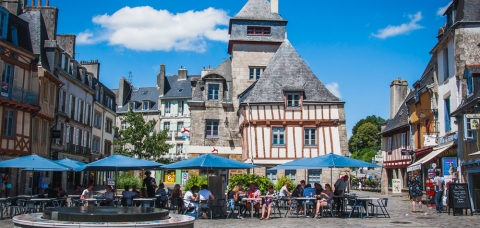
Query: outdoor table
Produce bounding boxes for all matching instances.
[242,197,261,218]
[294,197,317,217]
[0,198,7,219]
[356,197,379,218]
[29,198,54,211]
[133,198,156,207]
[83,198,105,206]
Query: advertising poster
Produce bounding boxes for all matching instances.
[443,157,457,183]
[392,179,402,194]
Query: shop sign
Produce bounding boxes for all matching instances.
[375,155,384,162]
[424,135,438,147]
[392,179,402,194]
[164,171,176,184]
[465,114,480,118]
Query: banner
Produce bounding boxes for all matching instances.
[443,157,457,184]
[392,179,402,194]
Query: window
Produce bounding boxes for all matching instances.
[77,130,83,146]
[43,78,48,100]
[68,127,74,144]
[266,169,277,185]
[33,118,39,141]
[165,101,171,114]
[58,123,64,145]
[78,100,84,122]
[176,144,183,154]
[49,84,55,105]
[464,115,476,140]
[304,128,316,146]
[387,137,393,152]
[164,122,170,131]
[247,26,271,35]
[208,84,219,100]
[0,9,7,39]
[11,26,18,45]
[106,118,113,133]
[70,95,76,119]
[143,101,149,110]
[285,170,296,183]
[41,120,47,143]
[177,122,184,133]
[205,120,219,138]
[466,69,474,96]
[85,104,91,125]
[104,140,112,155]
[178,101,184,115]
[401,133,407,149]
[308,170,322,185]
[85,132,90,149]
[129,102,135,110]
[94,112,102,129]
[1,63,13,97]
[59,90,65,113]
[415,86,420,102]
[249,67,265,80]
[121,121,126,130]
[443,48,449,79]
[272,127,285,145]
[444,98,451,132]
[286,93,301,108]
[92,138,100,152]
[3,109,14,137]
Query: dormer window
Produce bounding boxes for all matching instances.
[143,101,150,110]
[247,26,271,35]
[10,26,18,45]
[414,86,420,102]
[0,8,8,39]
[208,84,219,100]
[286,93,301,108]
[249,67,265,80]
[129,102,135,110]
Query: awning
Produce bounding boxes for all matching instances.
[469,151,480,156]
[407,142,454,172]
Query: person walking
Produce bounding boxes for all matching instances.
[408,170,423,213]
[434,170,445,213]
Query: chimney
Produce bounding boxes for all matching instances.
[32,0,35,6]
[81,59,101,80]
[201,66,211,77]
[178,66,187,81]
[1,0,23,15]
[390,77,409,119]
[38,0,41,6]
[157,64,166,96]
[46,0,49,6]
[118,77,131,107]
[271,0,278,14]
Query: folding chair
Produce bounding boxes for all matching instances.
[371,198,390,218]
[348,197,364,218]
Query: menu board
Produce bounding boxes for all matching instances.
[448,183,473,216]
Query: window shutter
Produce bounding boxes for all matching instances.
[13,66,20,87]
[172,100,178,116]
[0,60,4,75]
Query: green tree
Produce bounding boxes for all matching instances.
[184,174,208,191]
[348,115,385,162]
[228,173,273,194]
[113,110,174,162]
[351,115,385,136]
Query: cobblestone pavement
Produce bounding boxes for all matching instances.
[1,190,479,227]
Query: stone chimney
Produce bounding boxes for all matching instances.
[271,0,278,14]
[81,60,101,80]
[25,0,59,40]
[178,66,187,81]
[0,0,24,15]
[118,77,131,108]
[201,66,211,77]
[56,34,76,58]
[390,77,409,119]
[157,64,166,96]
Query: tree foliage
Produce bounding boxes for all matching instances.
[348,115,385,162]
[228,173,273,194]
[184,174,208,191]
[275,176,295,192]
[113,110,174,162]
[116,171,142,190]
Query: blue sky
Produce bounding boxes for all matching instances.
[49,0,452,137]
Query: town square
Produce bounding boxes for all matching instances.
[0,0,479,227]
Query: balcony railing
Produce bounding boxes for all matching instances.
[438,131,458,146]
[1,85,38,107]
[66,143,75,153]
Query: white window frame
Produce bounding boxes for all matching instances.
[165,101,171,114]
[208,84,219,100]
[3,109,15,137]
[205,120,219,138]
[164,122,170,131]
[176,144,183,154]
[143,101,149,110]
[272,127,285,146]
[401,133,407,149]
[464,115,476,140]
[304,128,316,146]
[286,93,301,108]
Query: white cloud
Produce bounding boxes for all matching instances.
[371,12,424,39]
[437,1,452,16]
[77,6,229,52]
[326,82,342,99]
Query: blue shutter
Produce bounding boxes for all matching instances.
[444,98,451,132]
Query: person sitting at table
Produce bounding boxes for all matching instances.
[245,183,261,217]
[291,184,304,214]
[199,184,215,201]
[47,184,59,198]
[303,184,316,215]
[80,182,94,206]
[228,185,244,219]
[122,185,138,206]
[279,181,291,198]
[314,183,324,195]
[100,185,114,206]
[315,184,334,218]
[184,185,200,216]
[155,183,168,208]
[73,184,84,195]
[260,185,278,220]
[132,185,140,195]
[58,184,68,197]
[170,184,184,213]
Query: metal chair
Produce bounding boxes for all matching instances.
[284,198,301,218]
[210,199,226,219]
[7,198,24,216]
[371,198,390,218]
[348,197,364,218]
[169,198,184,214]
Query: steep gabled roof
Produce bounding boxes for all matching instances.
[381,90,414,135]
[116,87,160,113]
[162,75,198,99]
[232,0,286,21]
[204,58,232,81]
[239,39,342,104]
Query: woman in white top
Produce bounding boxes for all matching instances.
[183,185,200,215]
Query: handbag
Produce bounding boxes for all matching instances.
[6,183,12,189]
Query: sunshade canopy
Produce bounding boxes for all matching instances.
[161,154,259,170]
[55,158,86,169]
[75,154,164,171]
[269,153,381,170]
[0,154,71,171]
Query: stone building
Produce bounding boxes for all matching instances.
[380,78,412,193]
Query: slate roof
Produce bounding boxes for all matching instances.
[19,10,50,71]
[232,0,286,21]
[239,39,342,104]
[116,87,160,113]
[451,65,480,116]
[5,11,33,53]
[381,90,414,135]
[162,75,198,99]
[204,58,232,81]
[191,59,234,103]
